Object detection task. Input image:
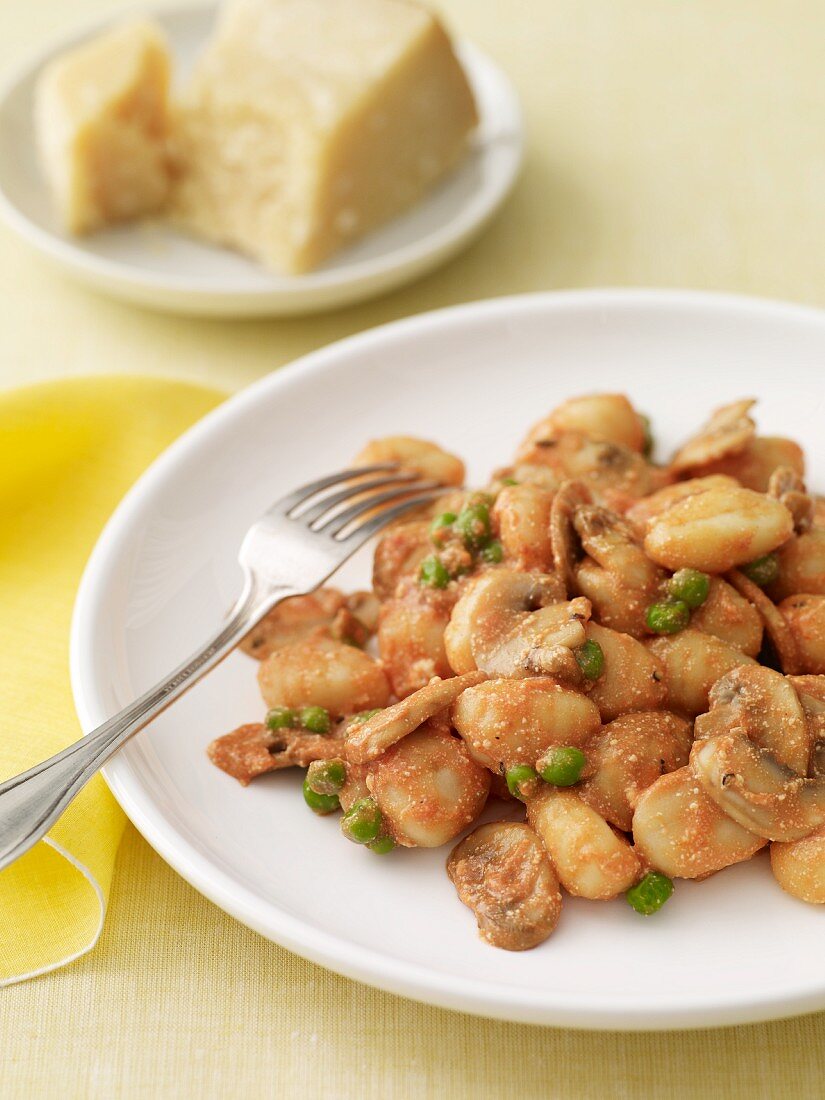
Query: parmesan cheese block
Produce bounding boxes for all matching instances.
[171,0,478,273]
[35,20,173,235]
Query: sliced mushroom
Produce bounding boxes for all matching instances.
[345,670,487,764]
[447,822,563,950]
[694,664,810,775]
[522,642,585,685]
[669,398,756,473]
[444,568,582,678]
[768,465,813,532]
[207,723,346,786]
[516,431,668,511]
[492,596,590,679]
[239,588,374,660]
[550,478,592,595]
[726,569,800,674]
[574,505,666,636]
[691,733,825,842]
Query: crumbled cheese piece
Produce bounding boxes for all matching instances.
[36,20,174,234]
[170,0,478,273]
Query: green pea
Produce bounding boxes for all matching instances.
[626,872,674,915]
[505,765,539,802]
[266,706,296,731]
[430,511,457,543]
[537,746,586,787]
[741,553,780,588]
[299,705,331,735]
[368,835,396,855]
[341,797,383,844]
[640,414,654,459]
[419,555,450,589]
[348,708,382,727]
[668,568,710,609]
[480,539,504,564]
[306,759,346,796]
[302,777,339,815]
[454,502,492,549]
[574,639,604,681]
[645,599,690,635]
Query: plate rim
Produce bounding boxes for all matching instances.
[0,1,523,315]
[70,288,825,1029]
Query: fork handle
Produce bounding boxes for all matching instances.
[0,575,294,873]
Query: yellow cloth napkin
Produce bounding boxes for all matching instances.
[0,376,223,985]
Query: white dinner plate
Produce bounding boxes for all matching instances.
[71,290,825,1028]
[0,3,522,317]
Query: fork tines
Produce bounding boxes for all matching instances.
[277,464,444,543]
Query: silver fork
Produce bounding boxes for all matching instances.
[0,464,441,873]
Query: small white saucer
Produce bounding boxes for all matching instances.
[0,3,523,317]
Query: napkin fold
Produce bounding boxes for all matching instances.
[0,376,223,985]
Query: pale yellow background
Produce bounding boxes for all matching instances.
[2,0,824,1096]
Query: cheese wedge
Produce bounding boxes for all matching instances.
[35,20,173,235]
[171,0,478,273]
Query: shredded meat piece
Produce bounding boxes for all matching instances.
[208,722,346,785]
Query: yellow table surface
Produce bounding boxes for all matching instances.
[2,0,824,1095]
